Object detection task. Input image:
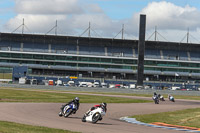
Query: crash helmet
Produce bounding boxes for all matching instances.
[101,102,107,108]
[75,97,79,102]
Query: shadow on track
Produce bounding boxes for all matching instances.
[94,122,113,125]
[66,116,83,119]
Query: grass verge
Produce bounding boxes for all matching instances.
[0,88,151,103]
[3,86,200,101]
[132,108,200,128]
[0,120,79,133]
[64,91,200,101]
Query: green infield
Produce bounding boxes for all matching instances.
[73,91,200,101]
[0,121,79,133]
[0,88,151,103]
[132,108,200,128]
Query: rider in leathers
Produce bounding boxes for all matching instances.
[85,103,107,116]
[62,97,80,114]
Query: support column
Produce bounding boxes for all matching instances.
[77,39,79,55]
[133,48,136,58]
[136,14,146,88]
[105,47,107,56]
[48,44,51,53]
[20,42,23,52]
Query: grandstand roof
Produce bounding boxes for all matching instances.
[0,32,199,51]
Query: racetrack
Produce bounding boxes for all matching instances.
[0,93,200,133]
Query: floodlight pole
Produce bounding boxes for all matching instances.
[122,24,124,39]
[187,28,189,43]
[155,26,157,41]
[22,18,25,34]
[55,20,58,35]
[136,14,146,88]
[88,22,91,37]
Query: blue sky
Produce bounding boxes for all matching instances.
[83,0,200,19]
[0,0,15,19]
[1,0,200,20]
[1,0,200,42]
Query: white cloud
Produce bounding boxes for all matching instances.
[138,1,200,30]
[85,4,104,13]
[14,0,83,14]
[5,14,67,33]
[3,1,200,42]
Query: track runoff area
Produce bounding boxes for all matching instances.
[0,86,200,133]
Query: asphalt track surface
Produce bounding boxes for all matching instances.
[0,93,200,133]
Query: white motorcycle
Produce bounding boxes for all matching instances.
[82,107,106,123]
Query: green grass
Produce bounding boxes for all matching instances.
[0,121,79,133]
[132,108,200,128]
[73,91,200,101]
[0,88,151,103]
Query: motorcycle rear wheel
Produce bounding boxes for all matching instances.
[64,109,72,118]
[92,113,101,124]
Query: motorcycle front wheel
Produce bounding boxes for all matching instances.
[58,112,63,117]
[82,115,86,122]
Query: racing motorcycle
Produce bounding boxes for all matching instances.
[82,107,106,123]
[169,96,175,102]
[58,103,77,117]
[158,94,165,101]
[152,95,159,104]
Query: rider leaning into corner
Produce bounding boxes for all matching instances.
[62,97,80,114]
[85,103,107,116]
[152,92,158,99]
[168,94,173,99]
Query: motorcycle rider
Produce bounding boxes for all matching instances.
[152,92,158,100]
[61,97,80,114]
[168,94,174,101]
[85,102,107,116]
[158,94,165,101]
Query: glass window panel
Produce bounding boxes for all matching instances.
[0,53,10,57]
[112,59,122,64]
[66,56,77,61]
[33,54,43,59]
[22,54,33,59]
[101,58,111,63]
[44,55,55,60]
[56,56,66,60]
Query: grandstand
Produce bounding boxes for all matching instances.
[0,32,200,84]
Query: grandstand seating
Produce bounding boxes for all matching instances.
[51,43,77,54]
[107,46,133,57]
[0,41,20,51]
[23,43,48,52]
[145,49,161,59]
[79,45,105,56]
[190,52,200,61]
[178,51,188,60]
[2,40,199,63]
[162,50,189,60]
[162,50,179,60]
